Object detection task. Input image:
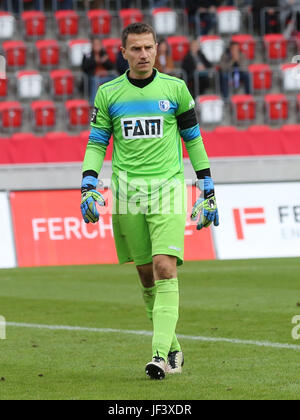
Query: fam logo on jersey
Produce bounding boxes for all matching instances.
[121,117,163,139]
[159,100,170,112]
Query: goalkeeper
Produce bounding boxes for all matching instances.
[80,23,219,380]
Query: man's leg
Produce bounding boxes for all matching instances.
[136,263,181,353]
[145,255,182,379]
[151,255,180,362]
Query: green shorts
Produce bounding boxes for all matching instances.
[112,176,187,267]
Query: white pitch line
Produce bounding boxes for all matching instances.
[6,322,300,351]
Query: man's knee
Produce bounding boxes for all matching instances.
[136,263,154,288]
[153,255,177,280]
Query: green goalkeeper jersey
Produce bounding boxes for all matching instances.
[82,70,210,198]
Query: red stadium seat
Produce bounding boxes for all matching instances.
[231,34,256,60]
[264,93,288,122]
[213,126,239,133]
[248,63,272,91]
[55,10,79,37]
[44,131,70,140]
[167,36,189,62]
[65,99,89,126]
[0,12,15,39]
[36,39,60,67]
[65,99,90,127]
[119,9,144,28]
[264,34,287,61]
[21,11,46,38]
[87,9,111,35]
[247,125,272,132]
[281,124,300,132]
[0,101,22,128]
[231,94,256,122]
[0,78,7,97]
[11,132,38,141]
[2,40,27,68]
[102,38,122,64]
[50,69,74,97]
[31,100,56,128]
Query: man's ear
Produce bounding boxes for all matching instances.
[121,46,126,60]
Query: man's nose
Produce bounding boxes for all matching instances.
[140,48,148,58]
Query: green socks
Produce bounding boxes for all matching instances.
[142,282,181,356]
[142,284,157,323]
[150,278,180,362]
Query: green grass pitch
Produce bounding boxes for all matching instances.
[1,258,300,400]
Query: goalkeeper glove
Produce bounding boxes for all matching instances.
[191,176,219,230]
[81,175,105,224]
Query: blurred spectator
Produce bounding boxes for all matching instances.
[3,0,42,12]
[252,0,280,35]
[148,0,170,7]
[185,0,218,36]
[280,0,300,36]
[82,38,115,105]
[218,41,251,99]
[154,39,175,75]
[51,0,73,10]
[90,0,105,8]
[116,50,129,75]
[182,39,212,97]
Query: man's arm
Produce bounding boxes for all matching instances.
[82,85,112,176]
[176,95,210,175]
[81,86,112,223]
[176,83,219,230]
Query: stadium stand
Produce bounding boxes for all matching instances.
[31,99,56,129]
[231,94,256,123]
[3,40,27,67]
[21,11,46,38]
[0,0,300,167]
[87,9,112,36]
[36,39,60,68]
[54,10,79,37]
[0,100,22,129]
[0,11,15,39]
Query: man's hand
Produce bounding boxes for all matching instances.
[81,176,105,224]
[191,177,219,230]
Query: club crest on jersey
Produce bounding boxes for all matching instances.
[121,117,163,139]
[91,107,99,124]
[159,100,170,112]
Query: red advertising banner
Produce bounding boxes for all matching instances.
[10,187,215,267]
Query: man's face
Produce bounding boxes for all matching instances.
[231,44,240,56]
[92,39,102,53]
[121,32,157,79]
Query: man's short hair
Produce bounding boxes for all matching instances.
[122,22,157,48]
